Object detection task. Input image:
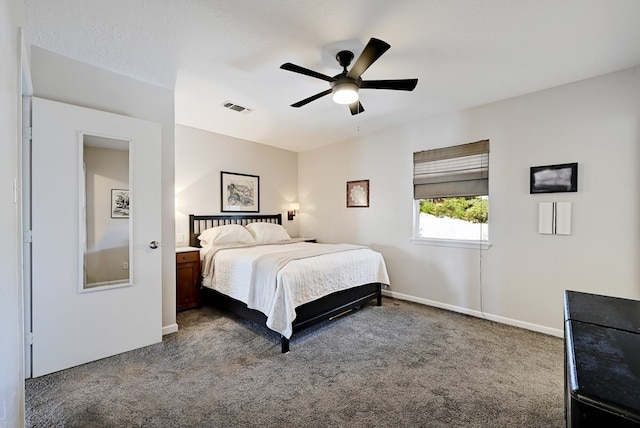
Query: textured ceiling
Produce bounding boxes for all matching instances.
[24,0,640,152]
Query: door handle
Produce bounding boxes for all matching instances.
[149,240,160,249]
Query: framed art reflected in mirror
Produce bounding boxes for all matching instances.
[111,189,129,218]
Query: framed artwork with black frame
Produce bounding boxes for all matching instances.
[346,180,369,207]
[530,162,578,194]
[220,171,260,212]
[111,189,129,218]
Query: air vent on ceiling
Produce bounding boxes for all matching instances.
[222,101,252,113]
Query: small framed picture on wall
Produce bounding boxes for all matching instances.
[346,180,369,208]
[530,163,578,194]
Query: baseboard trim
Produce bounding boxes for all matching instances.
[382,290,563,338]
[162,323,178,336]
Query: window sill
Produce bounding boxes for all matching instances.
[411,237,491,250]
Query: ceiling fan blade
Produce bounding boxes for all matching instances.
[280,63,335,83]
[361,79,418,91]
[291,89,333,108]
[346,38,391,79]
[349,101,365,115]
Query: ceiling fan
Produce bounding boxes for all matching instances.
[280,38,418,115]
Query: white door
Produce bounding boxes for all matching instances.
[31,97,162,377]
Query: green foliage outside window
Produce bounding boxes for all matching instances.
[419,197,488,224]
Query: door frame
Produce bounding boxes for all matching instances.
[21,28,33,379]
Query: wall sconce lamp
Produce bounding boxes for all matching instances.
[288,203,300,221]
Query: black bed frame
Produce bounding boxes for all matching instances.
[189,214,382,353]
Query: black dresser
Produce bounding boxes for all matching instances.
[564,290,640,427]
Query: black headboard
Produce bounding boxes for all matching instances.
[189,214,282,247]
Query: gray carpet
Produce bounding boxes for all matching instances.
[26,298,565,427]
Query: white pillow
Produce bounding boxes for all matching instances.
[245,222,291,243]
[198,224,255,246]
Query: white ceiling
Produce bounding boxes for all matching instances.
[24,0,640,152]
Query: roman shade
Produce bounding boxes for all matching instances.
[413,140,489,199]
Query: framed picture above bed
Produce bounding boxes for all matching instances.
[346,180,369,208]
[221,171,260,212]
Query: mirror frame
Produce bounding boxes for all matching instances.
[79,132,133,293]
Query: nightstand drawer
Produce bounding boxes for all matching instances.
[176,251,199,263]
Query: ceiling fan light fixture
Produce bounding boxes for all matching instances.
[332,82,359,105]
[281,38,417,115]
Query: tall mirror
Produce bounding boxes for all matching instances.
[81,134,131,291]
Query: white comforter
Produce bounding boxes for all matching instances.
[201,241,390,338]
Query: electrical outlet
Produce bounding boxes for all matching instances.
[176,233,184,243]
[123,261,129,270]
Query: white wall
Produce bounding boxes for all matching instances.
[0,0,25,425]
[175,124,299,245]
[30,48,178,333]
[299,68,640,336]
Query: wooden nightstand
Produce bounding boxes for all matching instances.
[176,248,201,311]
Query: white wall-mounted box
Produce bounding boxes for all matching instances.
[539,202,571,235]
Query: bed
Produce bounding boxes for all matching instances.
[189,213,389,353]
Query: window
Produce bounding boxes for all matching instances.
[413,140,489,244]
